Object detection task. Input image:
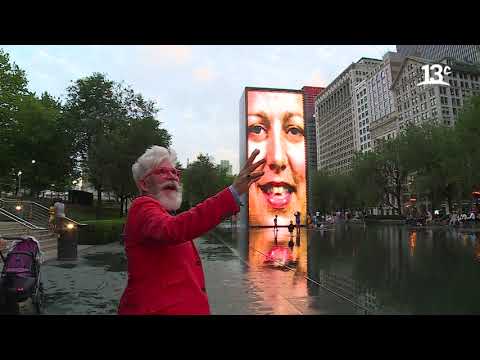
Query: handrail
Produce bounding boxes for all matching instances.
[64,216,86,226]
[1,199,86,226]
[0,208,43,230]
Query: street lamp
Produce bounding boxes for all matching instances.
[17,171,22,197]
[31,160,36,164]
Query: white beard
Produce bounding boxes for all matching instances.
[154,188,182,211]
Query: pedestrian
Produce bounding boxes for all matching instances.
[312,213,318,228]
[287,220,295,236]
[294,211,301,229]
[273,215,278,230]
[469,210,476,225]
[426,210,433,225]
[53,198,66,233]
[306,213,312,228]
[48,202,56,231]
[118,146,265,315]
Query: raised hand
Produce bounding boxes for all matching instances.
[232,149,266,195]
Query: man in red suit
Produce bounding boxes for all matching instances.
[118,146,265,315]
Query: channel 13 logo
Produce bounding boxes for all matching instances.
[417,64,451,86]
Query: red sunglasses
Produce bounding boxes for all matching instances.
[141,167,182,182]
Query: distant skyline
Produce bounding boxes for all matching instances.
[1,45,395,173]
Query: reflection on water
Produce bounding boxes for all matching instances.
[232,225,480,314]
[248,228,307,274]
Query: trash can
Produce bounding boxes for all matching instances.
[57,218,78,260]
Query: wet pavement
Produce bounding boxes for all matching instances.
[41,223,480,315]
[41,228,362,315]
[42,244,127,315]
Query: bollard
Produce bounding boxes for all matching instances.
[57,218,78,260]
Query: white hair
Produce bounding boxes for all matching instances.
[132,145,177,186]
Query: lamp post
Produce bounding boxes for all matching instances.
[31,160,37,198]
[17,171,22,198]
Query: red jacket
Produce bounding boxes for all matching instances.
[118,187,240,315]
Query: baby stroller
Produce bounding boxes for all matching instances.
[0,235,45,314]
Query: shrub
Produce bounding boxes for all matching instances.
[78,219,125,245]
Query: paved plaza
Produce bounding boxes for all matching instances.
[41,228,360,315]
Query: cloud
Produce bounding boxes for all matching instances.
[140,45,192,66]
[192,66,216,82]
[33,48,82,77]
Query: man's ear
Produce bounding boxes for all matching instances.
[138,179,149,193]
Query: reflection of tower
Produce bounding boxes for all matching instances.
[236,226,249,262]
[409,231,417,257]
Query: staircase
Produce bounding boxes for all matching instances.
[0,221,59,261]
[1,198,85,262]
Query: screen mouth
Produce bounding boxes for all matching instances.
[258,182,295,209]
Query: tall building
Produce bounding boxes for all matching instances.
[302,86,324,214]
[219,160,233,176]
[359,51,404,151]
[390,56,480,137]
[315,58,382,174]
[396,45,480,64]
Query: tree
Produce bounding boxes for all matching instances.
[454,95,480,201]
[11,92,78,197]
[406,123,461,213]
[181,154,231,210]
[0,48,30,186]
[107,115,171,217]
[351,151,384,210]
[63,73,129,217]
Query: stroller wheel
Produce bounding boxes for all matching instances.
[34,283,45,315]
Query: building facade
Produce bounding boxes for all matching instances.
[315,58,381,174]
[356,51,404,150]
[219,160,233,176]
[391,56,480,132]
[397,45,480,64]
[302,86,324,214]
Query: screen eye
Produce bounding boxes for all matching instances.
[248,124,267,141]
[249,125,264,134]
[288,127,302,136]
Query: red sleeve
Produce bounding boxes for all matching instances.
[140,187,240,246]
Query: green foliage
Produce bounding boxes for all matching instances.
[63,72,172,218]
[79,218,125,245]
[66,204,124,221]
[311,170,358,213]
[455,96,480,199]
[180,153,234,211]
[1,47,174,220]
[349,95,480,213]
[0,49,30,183]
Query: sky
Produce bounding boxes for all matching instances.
[1,45,396,173]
